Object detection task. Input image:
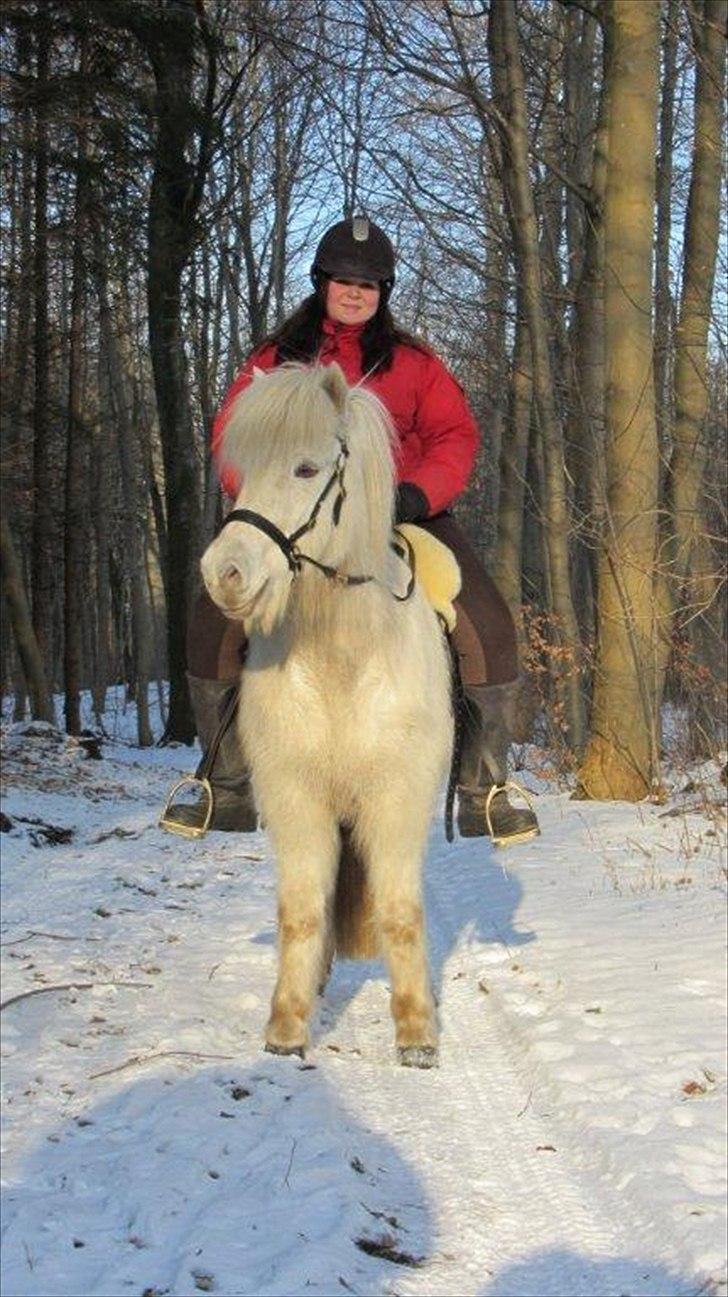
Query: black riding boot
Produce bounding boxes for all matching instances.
[160,676,257,835]
[457,682,540,846]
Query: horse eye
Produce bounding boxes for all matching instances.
[294,461,319,479]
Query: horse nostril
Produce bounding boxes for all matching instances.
[221,563,242,587]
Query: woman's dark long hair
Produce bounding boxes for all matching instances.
[264,280,428,375]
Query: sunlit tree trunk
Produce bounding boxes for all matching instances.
[578,0,661,800]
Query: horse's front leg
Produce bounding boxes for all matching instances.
[358,794,438,1068]
[264,804,339,1058]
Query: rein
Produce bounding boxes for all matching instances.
[219,437,415,602]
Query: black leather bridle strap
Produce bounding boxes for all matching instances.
[220,508,300,572]
[390,529,417,602]
[443,626,465,843]
[297,554,373,587]
[289,443,348,545]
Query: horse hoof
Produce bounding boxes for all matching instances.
[264,1041,305,1059]
[398,1045,438,1069]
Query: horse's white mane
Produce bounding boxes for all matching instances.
[222,363,396,581]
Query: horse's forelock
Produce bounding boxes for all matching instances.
[344,385,395,574]
[222,364,344,475]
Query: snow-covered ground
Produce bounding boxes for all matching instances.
[1,691,726,1297]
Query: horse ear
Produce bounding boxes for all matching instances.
[321,362,349,414]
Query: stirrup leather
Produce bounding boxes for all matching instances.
[159,774,214,839]
[484,780,539,848]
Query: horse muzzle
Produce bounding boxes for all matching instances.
[201,533,290,630]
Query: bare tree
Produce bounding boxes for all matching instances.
[577,0,661,800]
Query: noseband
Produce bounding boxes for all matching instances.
[219,437,414,600]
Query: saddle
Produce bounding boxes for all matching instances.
[394,523,461,631]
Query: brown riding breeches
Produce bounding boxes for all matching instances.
[187,512,518,688]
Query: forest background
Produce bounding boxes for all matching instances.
[0,0,725,802]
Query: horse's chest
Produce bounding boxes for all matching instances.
[243,648,398,757]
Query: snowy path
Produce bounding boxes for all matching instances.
[1,719,726,1297]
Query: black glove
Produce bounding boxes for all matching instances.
[395,482,429,524]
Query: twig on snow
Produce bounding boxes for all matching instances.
[282,1137,297,1188]
[516,1082,535,1118]
[89,1049,234,1080]
[1,930,99,947]
[0,980,152,1011]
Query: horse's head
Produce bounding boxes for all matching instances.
[201,363,394,635]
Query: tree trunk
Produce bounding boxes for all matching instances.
[657,0,727,755]
[96,263,155,747]
[666,0,726,591]
[491,292,532,616]
[654,0,679,455]
[31,22,54,679]
[142,2,207,744]
[577,0,661,800]
[91,330,116,725]
[90,418,113,724]
[4,26,34,454]
[1,510,55,724]
[563,5,598,293]
[488,0,586,752]
[565,16,611,644]
[63,31,90,735]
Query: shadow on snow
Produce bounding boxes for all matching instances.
[0,1060,432,1297]
[480,1246,705,1297]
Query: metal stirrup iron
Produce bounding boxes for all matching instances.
[484,780,539,848]
[159,686,240,839]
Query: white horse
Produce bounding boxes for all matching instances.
[201,363,452,1067]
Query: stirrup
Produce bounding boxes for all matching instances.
[484,780,539,848]
[158,774,214,839]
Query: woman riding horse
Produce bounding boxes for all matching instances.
[164,215,539,847]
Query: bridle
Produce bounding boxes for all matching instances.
[219,435,415,600]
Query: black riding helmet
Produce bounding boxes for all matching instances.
[310,215,396,291]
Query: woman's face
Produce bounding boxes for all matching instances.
[325,276,381,326]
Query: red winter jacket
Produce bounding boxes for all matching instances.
[211,318,479,516]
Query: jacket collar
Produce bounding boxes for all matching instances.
[322,316,365,340]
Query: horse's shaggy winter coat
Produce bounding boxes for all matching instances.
[201,363,453,1066]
